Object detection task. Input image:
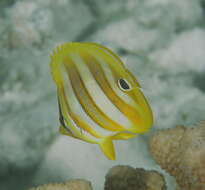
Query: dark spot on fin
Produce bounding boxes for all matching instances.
[57,97,73,134]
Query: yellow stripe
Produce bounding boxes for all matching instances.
[82,42,125,67]
[57,97,76,137]
[83,47,144,114]
[82,45,151,133]
[97,53,145,116]
[58,87,100,143]
[83,42,139,84]
[63,57,125,132]
[59,87,102,139]
[103,57,153,132]
[93,54,137,106]
[69,53,131,128]
[80,52,143,128]
[60,63,117,138]
[53,62,101,140]
[58,86,84,139]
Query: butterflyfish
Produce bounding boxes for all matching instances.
[50,42,153,160]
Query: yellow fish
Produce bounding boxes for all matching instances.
[50,42,153,160]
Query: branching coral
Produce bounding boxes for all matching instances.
[29,179,93,190]
[149,120,205,190]
[104,165,166,190]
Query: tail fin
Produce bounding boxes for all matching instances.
[98,137,115,160]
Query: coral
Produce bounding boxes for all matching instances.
[149,120,205,190]
[152,29,205,73]
[2,1,52,48]
[0,0,94,49]
[104,165,166,190]
[29,179,93,190]
[88,0,204,52]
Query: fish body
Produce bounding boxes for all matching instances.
[50,42,153,160]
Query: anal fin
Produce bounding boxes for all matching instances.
[98,137,115,160]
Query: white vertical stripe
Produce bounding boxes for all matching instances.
[69,53,131,128]
[92,53,137,107]
[60,64,116,137]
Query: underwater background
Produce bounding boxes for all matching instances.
[0,0,205,189]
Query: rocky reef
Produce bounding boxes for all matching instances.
[29,166,166,190]
[29,179,93,190]
[29,121,205,190]
[104,165,166,190]
[149,121,205,190]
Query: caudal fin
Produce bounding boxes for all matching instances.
[98,137,115,160]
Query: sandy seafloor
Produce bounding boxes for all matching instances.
[0,0,205,190]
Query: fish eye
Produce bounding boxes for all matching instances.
[118,78,132,91]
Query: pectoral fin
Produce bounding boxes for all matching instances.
[98,137,115,160]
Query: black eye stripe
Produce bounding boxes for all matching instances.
[118,78,131,90]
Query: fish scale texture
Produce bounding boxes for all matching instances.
[0,0,205,190]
